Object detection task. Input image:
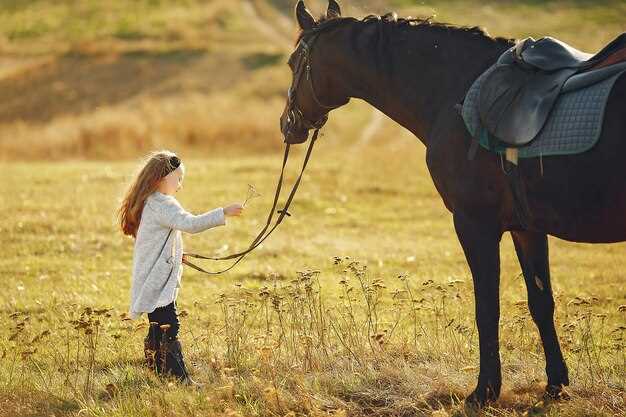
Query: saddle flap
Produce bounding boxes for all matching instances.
[478,63,577,146]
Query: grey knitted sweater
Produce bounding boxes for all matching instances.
[129,191,226,319]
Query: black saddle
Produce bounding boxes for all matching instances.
[478,33,626,147]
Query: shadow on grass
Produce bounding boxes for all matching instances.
[332,383,577,417]
[0,49,205,124]
[0,390,80,417]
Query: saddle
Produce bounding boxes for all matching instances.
[477,33,626,147]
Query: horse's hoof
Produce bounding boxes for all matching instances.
[544,384,570,401]
[465,386,499,408]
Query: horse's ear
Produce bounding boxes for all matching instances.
[296,1,315,31]
[327,0,342,19]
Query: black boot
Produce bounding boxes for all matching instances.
[158,326,202,387]
[144,322,162,373]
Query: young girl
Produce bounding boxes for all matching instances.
[118,150,243,385]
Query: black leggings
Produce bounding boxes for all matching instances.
[147,301,180,341]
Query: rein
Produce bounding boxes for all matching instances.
[182,129,319,275]
[182,26,339,275]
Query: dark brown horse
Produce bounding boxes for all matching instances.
[280,0,626,407]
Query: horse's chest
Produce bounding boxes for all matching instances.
[426,134,507,216]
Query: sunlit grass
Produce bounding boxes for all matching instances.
[1,142,625,416]
[1,0,624,161]
[1,1,625,416]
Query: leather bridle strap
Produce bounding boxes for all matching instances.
[182,128,320,275]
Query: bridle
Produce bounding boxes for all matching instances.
[282,18,349,137]
[282,34,335,137]
[183,25,344,275]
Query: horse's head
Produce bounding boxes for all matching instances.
[280,0,351,144]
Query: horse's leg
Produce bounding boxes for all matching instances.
[511,231,569,397]
[454,212,502,406]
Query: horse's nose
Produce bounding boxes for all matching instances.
[280,108,294,137]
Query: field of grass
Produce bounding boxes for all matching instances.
[2,142,625,416]
[1,1,625,416]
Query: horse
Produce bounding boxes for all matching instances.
[279,0,626,407]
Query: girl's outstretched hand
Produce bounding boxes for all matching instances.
[224,203,244,217]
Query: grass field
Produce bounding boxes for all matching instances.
[1,1,625,416]
[2,143,625,416]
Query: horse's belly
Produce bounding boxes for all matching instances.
[549,220,626,244]
[523,73,626,243]
[533,186,626,243]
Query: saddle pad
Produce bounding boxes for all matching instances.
[462,65,626,158]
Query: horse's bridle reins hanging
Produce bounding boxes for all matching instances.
[183,27,341,275]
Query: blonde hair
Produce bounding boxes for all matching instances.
[118,150,182,238]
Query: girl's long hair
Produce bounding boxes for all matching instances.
[118,150,180,238]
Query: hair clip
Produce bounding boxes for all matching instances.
[169,156,181,169]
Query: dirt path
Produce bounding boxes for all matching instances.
[356,108,385,147]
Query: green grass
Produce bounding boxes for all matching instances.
[386,0,626,51]
[1,1,624,52]
[0,0,211,41]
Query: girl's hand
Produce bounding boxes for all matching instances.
[224,203,244,217]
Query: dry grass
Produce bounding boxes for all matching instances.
[1,141,624,416]
[1,0,625,161]
[0,1,624,416]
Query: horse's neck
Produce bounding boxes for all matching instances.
[342,22,511,145]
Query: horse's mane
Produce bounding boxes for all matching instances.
[297,12,513,46]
